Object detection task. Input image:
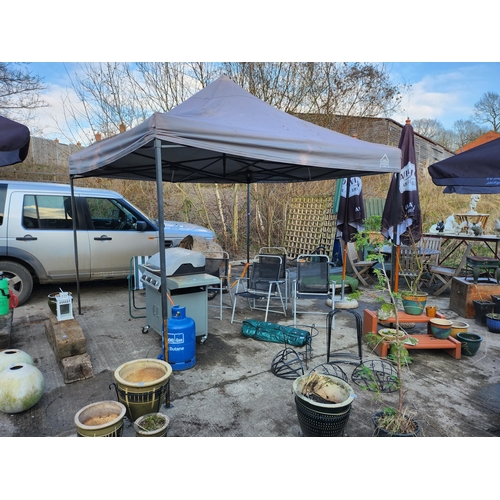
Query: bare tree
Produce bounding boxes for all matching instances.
[453,119,488,150]
[471,91,500,132]
[412,118,445,139]
[0,62,47,115]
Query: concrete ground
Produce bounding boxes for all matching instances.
[1,265,500,439]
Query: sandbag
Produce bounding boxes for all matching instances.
[241,320,310,347]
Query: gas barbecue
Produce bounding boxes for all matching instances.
[140,248,220,342]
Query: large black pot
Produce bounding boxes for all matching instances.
[292,374,355,437]
[372,411,421,437]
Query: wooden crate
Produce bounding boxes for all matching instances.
[449,276,500,318]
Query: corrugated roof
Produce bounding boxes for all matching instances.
[457,130,500,153]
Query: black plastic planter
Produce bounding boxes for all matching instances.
[473,300,495,326]
[491,295,500,314]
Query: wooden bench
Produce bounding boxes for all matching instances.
[362,309,462,359]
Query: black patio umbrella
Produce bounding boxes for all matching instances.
[429,137,500,194]
[336,176,365,300]
[381,118,422,291]
[0,115,30,167]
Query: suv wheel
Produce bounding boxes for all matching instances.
[0,261,34,306]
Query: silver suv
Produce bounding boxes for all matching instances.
[0,181,215,305]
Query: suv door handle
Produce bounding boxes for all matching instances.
[16,234,38,241]
[94,235,112,241]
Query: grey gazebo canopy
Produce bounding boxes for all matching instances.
[69,76,401,183]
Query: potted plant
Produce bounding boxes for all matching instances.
[354,238,421,436]
[472,297,495,326]
[397,233,429,315]
[485,312,500,333]
[134,412,170,437]
[292,370,356,437]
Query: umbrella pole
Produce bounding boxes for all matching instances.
[341,242,348,299]
[394,244,401,293]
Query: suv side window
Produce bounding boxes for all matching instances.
[23,195,77,229]
[87,197,137,231]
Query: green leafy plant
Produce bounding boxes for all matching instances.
[352,232,419,435]
[363,214,383,232]
[137,413,166,432]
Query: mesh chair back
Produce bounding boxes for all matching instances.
[249,255,282,293]
[257,253,286,279]
[297,255,329,294]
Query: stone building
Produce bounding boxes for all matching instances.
[297,114,455,171]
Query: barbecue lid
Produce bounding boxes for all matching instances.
[144,248,205,276]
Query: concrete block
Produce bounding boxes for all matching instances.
[60,353,94,384]
[45,315,87,359]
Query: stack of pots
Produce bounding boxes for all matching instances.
[292,373,356,437]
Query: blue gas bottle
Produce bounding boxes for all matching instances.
[167,305,196,371]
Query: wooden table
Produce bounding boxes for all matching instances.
[423,233,500,266]
[362,309,462,359]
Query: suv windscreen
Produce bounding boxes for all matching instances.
[23,195,79,229]
[87,197,138,231]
